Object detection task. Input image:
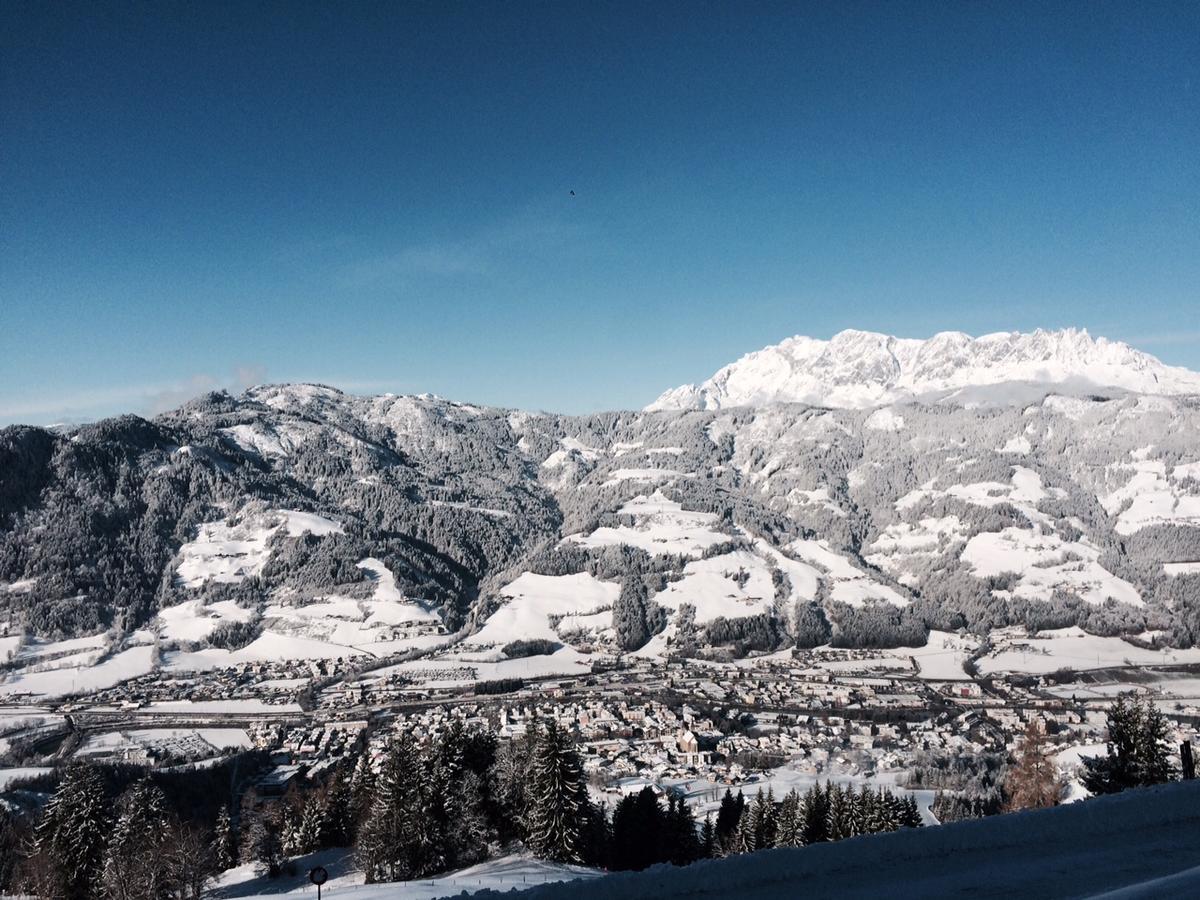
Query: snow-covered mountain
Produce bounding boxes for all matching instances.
[648,328,1200,411]
[3,324,1200,674]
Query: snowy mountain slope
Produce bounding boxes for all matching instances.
[648,328,1200,410]
[2,368,1200,669]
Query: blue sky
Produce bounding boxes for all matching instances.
[2,1,1197,424]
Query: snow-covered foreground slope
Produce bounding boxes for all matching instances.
[491,781,1200,900]
[649,328,1200,410]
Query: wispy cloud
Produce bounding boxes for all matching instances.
[0,366,268,427]
[340,207,584,288]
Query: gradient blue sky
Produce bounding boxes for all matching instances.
[2,1,1198,424]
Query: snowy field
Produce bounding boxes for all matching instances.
[962,528,1141,606]
[569,492,729,557]
[175,509,343,588]
[465,572,619,649]
[977,627,1200,675]
[1101,457,1200,535]
[0,645,156,699]
[493,781,1200,900]
[787,539,909,607]
[77,726,251,760]
[373,646,593,687]
[651,551,776,624]
[258,558,446,656]
[885,629,979,680]
[163,631,367,672]
[214,849,600,900]
[0,766,52,790]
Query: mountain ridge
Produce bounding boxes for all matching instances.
[2,327,1200,662]
[648,328,1200,411]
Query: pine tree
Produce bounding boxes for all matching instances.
[610,787,662,871]
[280,802,303,857]
[349,750,376,833]
[733,798,757,855]
[858,786,898,835]
[296,793,327,855]
[900,795,923,829]
[665,794,699,865]
[36,762,111,900]
[428,723,493,871]
[492,729,536,842]
[100,779,172,900]
[1004,720,1063,811]
[759,788,777,850]
[714,789,742,855]
[826,783,850,842]
[212,806,236,871]
[446,769,492,869]
[578,800,611,868]
[774,790,801,847]
[0,804,23,893]
[1082,695,1176,794]
[357,733,437,882]
[801,783,829,845]
[1134,702,1174,786]
[322,768,354,848]
[526,721,586,864]
[846,786,866,837]
[700,814,717,859]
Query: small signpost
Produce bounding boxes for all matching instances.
[308,866,328,900]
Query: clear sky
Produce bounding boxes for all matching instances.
[2,1,1197,424]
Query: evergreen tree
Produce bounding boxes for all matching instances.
[665,794,700,866]
[279,800,303,858]
[322,768,354,848]
[801,783,829,845]
[296,793,327,855]
[900,795,923,829]
[578,800,611,868]
[759,788,777,849]
[0,804,23,893]
[492,729,537,842]
[734,790,762,854]
[349,751,376,833]
[240,802,282,878]
[774,790,801,847]
[35,762,111,900]
[357,734,436,882]
[714,789,743,855]
[610,787,663,871]
[699,814,717,859]
[429,723,494,871]
[212,806,236,871]
[526,721,587,864]
[1134,702,1175,786]
[826,783,851,842]
[1082,695,1176,794]
[100,779,172,900]
[846,786,867,837]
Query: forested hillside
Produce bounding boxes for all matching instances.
[2,384,1199,655]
